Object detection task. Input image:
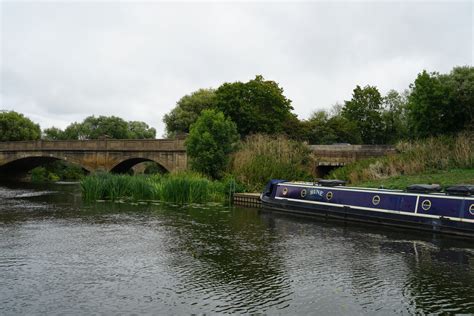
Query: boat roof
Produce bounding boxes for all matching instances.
[278,181,474,198]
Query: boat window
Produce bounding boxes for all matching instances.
[372,195,381,206]
[469,204,474,216]
[421,199,431,211]
[326,192,333,201]
[282,187,288,196]
[301,189,307,198]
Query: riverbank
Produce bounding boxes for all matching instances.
[355,168,474,190]
[329,133,473,185]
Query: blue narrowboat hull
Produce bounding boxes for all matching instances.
[260,182,474,238]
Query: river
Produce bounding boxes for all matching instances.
[0,181,473,315]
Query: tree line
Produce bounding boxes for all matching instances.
[1,66,472,179]
[165,66,473,145]
[0,113,156,141]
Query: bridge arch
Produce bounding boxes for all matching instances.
[109,157,171,174]
[0,155,91,175]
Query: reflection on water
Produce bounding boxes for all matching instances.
[0,181,473,314]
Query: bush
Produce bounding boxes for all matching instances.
[229,134,313,192]
[186,109,239,179]
[30,167,50,182]
[329,132,474,184]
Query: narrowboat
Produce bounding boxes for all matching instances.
[260,180,474,238]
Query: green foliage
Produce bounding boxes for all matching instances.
[329,133,474,184]
[30,167,49,183]
[44,116,156,140]
[29,160,86,182]
[186,109,239,179]
[43,127,67,140]
[163,88,216,137]
[0,111,41,141]
[407,66,474,138]
[128,121,157,139]
[80,172,239,204]
[215,75,295,137]
[143,162,168,174]
[163,76,296,139]
[300,109,362,144]
[342,85,384,144]
[230,134,313,192]
[381,90,409,143]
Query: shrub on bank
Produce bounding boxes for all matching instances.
[80,172,239,204]
[229,134,313,192]
[329,133,474,184]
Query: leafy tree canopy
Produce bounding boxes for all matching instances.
[163,88,216,137]
[0,111,41,141]
[128,121,157,139]
[342,85,384,144]
[185,109,239,179]
[381,89,409,143]
[214,75,295,137]
[300,109,361,145]
[407,66,474,138]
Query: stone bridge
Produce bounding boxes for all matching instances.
[310,144,397,176]
[0,139,396,177]
[0,139,187,175]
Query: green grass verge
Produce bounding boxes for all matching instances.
[355,168,474,190]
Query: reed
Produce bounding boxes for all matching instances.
[329,133,474,184]
[230,134,313,192]
[80,172,235,204]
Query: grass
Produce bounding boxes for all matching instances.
[80,172,238,204]
[355,168,474,190]
[329,133,474,185]
[229,134,313,192]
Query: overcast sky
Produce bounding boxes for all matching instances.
[1,1,472,137]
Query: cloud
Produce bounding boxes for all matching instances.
[1,1,472,136]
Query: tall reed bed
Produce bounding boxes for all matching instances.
[230,134,313,192]
[81,172,235,204]
[329,133,474,184]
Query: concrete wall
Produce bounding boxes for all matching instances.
[310,144,396,166]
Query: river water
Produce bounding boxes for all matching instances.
[0,181,474,315]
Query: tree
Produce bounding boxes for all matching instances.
[49,116,156,140]
[127,121,156,139]
[301,110,361,145]
[215,75,294,137]
[163,88,216,137]
[382,89,408,143]
[43,127,66,140]
[406,67,474,138]
[407,70,452,138]
[447,66,474,129]
[342,85,384,144]
[82,116,130,139]
[326,115,362,144]
[0,111,41,141]
[185,109,239,179]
